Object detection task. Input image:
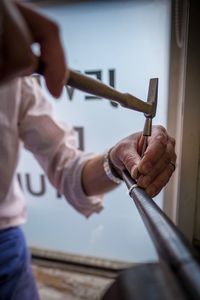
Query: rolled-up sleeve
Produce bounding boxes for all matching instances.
[18,77,103,217]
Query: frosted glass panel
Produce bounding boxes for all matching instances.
[19,0,171,263]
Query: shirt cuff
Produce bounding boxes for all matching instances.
[62,153,104,218]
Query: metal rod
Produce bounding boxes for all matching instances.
[122,169,200,300]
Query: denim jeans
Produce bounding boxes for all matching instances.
[0,227,40,300]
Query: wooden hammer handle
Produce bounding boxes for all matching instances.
[67,70,152,114]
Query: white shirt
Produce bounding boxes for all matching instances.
[0,77,103,230]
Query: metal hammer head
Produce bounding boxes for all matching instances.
[145,78,158,118]
[142,78,158,137]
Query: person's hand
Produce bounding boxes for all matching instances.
[109,125,176,197]
[0,0,68,97]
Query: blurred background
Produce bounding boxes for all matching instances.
[17,1,200,299]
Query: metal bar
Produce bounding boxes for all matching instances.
[122,169,200,300]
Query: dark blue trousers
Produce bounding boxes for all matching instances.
[0,227,40,300]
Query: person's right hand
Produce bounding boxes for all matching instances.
[0,0,68,97]
[109,125,176,198]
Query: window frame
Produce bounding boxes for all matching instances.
[164,0,200,243]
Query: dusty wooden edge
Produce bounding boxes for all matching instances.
[30,246,135,272]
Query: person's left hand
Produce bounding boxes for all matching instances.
[109,125,176,197]
[0,0,67,98]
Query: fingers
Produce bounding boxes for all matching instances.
[123,149,141,178]
[40,29,68,98]
[0,0,36,83]
[137,137,176,188]
[145,161,176,197]
[110,125,176,198]
[131,126,168,178]
[15,2,68,98]
[109,132,141,176]
[136,126,176,197]
[139,126,168,172]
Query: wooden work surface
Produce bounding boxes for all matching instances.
[33,263,113,300]
[32,260,189,300]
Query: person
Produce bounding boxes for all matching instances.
[0,0,67,97]
[0,76,176,299]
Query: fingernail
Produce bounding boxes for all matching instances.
[141,162,152,174]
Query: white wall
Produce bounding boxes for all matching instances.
[18,0,171,263]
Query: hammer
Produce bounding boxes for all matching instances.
[37,64,158,181]
[36,61,157,125]
[67,70,158,157]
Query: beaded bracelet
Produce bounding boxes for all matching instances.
[103,150,122,184]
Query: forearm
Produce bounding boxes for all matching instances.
[81,154,120,196]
